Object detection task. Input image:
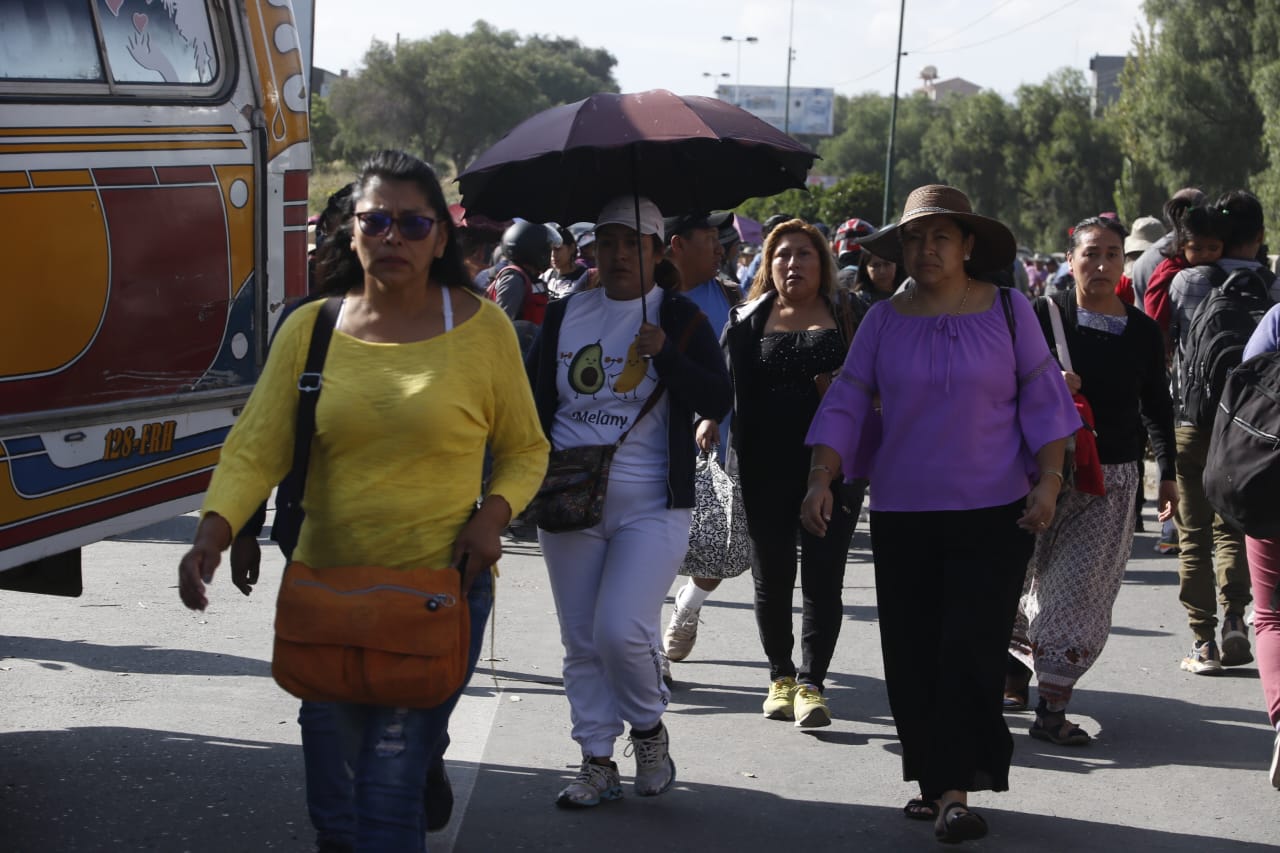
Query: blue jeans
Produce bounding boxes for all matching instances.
[301,569,492,852]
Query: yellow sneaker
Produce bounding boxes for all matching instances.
[793,683,831,728]
[762,676,799,720]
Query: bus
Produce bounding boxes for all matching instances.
[0,0,311,594]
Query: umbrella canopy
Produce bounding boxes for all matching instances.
[457,89,817,223]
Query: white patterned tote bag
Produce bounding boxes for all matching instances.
[680,452,752,579]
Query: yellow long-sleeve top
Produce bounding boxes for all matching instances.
[203,292,549,570]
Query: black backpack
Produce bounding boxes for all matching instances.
[1180,265,1276,428]
[1204,350,1280,538]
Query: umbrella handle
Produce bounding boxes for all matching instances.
[631,152,649,327]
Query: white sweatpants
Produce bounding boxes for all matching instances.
[540,477,692,758]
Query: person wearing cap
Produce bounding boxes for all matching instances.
[718,216,744,288]
[569,221,598,269]
[740,213,792,289]
[659,210,745,676]
[526,195,732,810]
[800,185,1078,843]
[1125,216,1165,279]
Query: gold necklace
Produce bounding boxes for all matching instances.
[910,278,973,314]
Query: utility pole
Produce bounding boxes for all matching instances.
[784,0,796,133]
[883,0,906,224]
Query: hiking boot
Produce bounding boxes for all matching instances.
[626,724,675,796]
[762,676,799,720]
[555,757,622,809]
[1221,614,1254,666]
[793,683,832,728]
[659,649,673,689]
[1180,640,1224,675]
[663,605,701,661]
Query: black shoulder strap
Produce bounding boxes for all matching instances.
[289,297,343,503]
[999,286,1017,344]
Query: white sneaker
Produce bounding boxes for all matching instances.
[1271,732,1280,790]
[626,724,675,796]
[663,605,701,661]
[555,757,622,809]
[659,649,673,689]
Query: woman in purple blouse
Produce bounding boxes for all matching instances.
[800,185,1079,844]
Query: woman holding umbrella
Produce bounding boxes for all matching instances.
[526,196,732,808]
[800,185,1079,843]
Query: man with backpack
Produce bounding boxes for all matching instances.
[1169,189,1280,674]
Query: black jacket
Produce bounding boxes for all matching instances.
[1033,289,1176,482]
[526,287,732,508]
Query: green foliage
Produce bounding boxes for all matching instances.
[319,22,618,174]
[733,173,884,232]
[1112,0,1280,220]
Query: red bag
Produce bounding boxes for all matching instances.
[1069,394,1105,496]
[1045,296,1106,497]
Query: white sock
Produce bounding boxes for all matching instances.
[676,581,711,612]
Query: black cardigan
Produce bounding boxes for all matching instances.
[1033,290,1177,482]
[526,287,733,508]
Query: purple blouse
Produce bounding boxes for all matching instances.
[805,288,1079,512]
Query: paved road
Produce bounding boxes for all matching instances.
[1,499,1276,852]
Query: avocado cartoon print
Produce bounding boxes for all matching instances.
[568,341,606,396]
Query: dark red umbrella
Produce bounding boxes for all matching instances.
[456,89,817,223]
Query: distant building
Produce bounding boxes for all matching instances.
[1090,55,1126,115]
[311,65,345,99]
[916,66,981,101]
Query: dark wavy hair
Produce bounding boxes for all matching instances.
[313,150,473,292]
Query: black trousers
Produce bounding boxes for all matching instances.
[741,469,861,690]
[870,499,1033,799]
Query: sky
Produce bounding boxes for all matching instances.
[311,0,1149,103]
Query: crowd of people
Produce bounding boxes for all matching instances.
[175,150,1280,851]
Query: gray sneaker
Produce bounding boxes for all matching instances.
[1180,640,1224,675]
[664,605,701,661]
[626,724,675,796]
[555,758,622,809]
[1221,614,1254,666]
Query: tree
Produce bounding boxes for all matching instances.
[920,91,1017,226]
[322,22,618,174]
[1012,70,1122,251]
[1111,0,1278,219]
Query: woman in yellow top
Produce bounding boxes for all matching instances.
[176,150,548,852]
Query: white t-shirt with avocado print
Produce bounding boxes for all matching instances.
[550,286,669,484]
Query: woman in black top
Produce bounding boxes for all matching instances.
[701,219,861,728]
[1007,216,1179,744]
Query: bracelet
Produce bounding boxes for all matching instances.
[810,464,835,476]
[1039,469,1064,485]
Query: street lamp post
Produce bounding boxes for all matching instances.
[703,71,730,96]
[721,35,758,107]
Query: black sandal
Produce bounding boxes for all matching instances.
[935,801,988,844]
[1030,699,1091,746]
[904,797,937,821]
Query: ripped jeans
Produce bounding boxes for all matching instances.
[322,569,492,852]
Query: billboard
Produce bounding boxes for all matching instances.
[715,85,835,136]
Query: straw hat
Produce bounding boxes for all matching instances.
[861,184,1017,274]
